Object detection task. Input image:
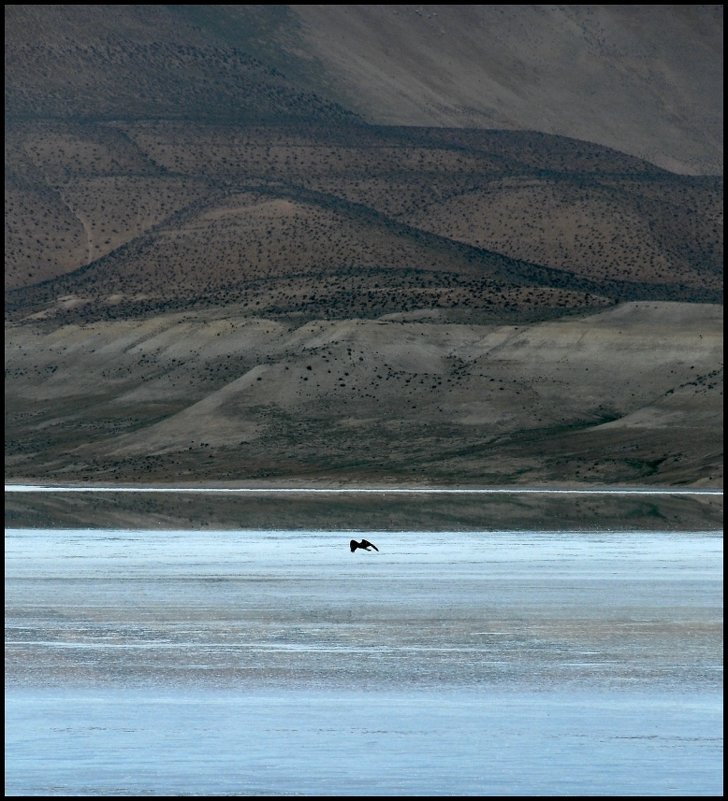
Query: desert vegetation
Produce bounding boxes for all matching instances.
[4,5,722,489]
[5,301,723,487]
[5,120,722,323]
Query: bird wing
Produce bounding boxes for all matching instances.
[362,539,379,551]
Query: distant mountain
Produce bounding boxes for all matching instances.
[4,5,723,491]
[6,5,722,174]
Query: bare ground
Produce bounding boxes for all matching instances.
[6,301,722,508]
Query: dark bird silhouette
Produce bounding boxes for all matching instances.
[350,538,379,552]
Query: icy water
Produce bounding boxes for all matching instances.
[5,528,723,796]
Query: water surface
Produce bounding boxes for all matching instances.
[5,528,723,795]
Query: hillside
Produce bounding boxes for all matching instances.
[6,301,722,491]
[5,121,721,320]
[4,5,723,494]
[5,5,722,174]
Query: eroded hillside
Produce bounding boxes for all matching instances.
[5,302,722,488]
[4,5,723,491]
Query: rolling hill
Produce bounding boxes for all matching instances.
[4,5,723,503]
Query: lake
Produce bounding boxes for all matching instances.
[5,527,723,795]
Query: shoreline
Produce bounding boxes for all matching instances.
[6,485,723,532]
[5,483,724,496]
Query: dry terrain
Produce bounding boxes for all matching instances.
[288,5,723,176]
[4,5,723,515]
[6,5,721,174]
[5,122,722,308]
[6,301,722,491]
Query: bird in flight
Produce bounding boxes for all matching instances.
[350,538,379,552]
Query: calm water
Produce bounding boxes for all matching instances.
[5,528,723,796]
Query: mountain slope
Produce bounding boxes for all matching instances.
[5,301,722,488]
[5,5,722,173]
[4,5,723,492]
[288,4,723,175]
[6,121,721,323]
